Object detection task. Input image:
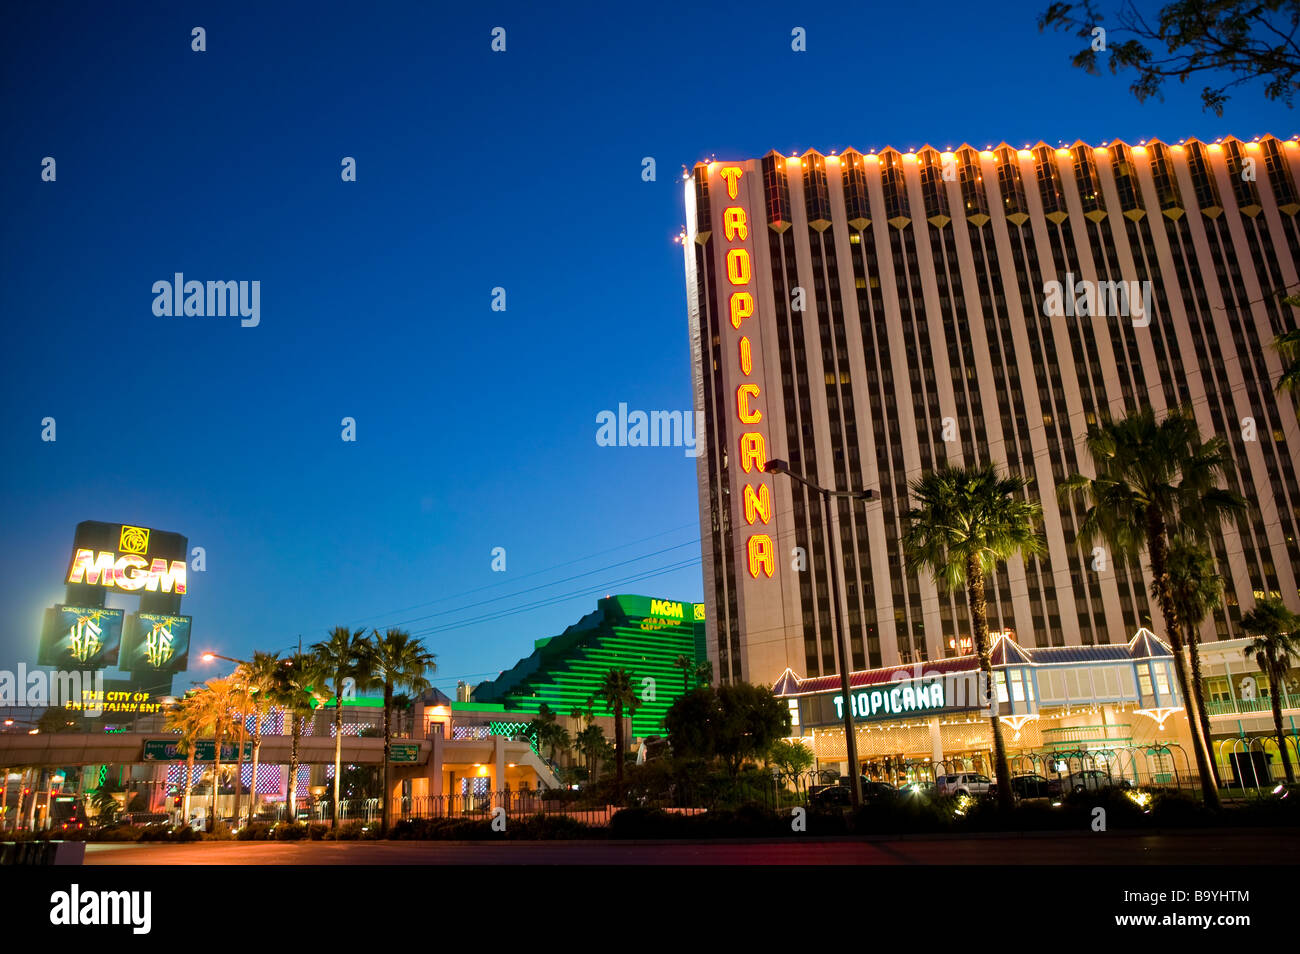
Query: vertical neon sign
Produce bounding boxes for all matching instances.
[720,165,774,579]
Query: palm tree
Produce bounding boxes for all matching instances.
[1240,597,1300,784]
[196,678,239,830]
[164,691,206,827]
[1060,405,1246,809]
[574,723,609,782]
[1166,537,1226,787]
[1270,297,1300,401]
[311,626,368,829]
[673,655,694,696]
[238,651,282,821]
[360,628,436,834]
[694,659,714,689]
[595,668,640,792]
[227,681,254,828]
[272,652,329,823]
[527,704,571,765]
[903,462,1045,813]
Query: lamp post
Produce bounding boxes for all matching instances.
[765,458,877,809]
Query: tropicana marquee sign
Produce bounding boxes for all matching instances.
[719,164,774,580]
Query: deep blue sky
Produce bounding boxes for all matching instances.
[1,1,1294,695]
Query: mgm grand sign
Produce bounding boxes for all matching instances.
[38,522,192,683]
[798,671,988,728]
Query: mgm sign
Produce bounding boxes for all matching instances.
[40,521,192,680]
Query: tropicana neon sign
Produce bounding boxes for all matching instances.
[720,164,774,579]
[67,549,188,595]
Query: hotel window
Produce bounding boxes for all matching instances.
[1010,670,1026,702]
[1155,665,1170,696]
[788,699,800,728]
[995,672,1009,703]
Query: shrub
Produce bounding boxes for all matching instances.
[509,813,591,840]
[1148,789,1214,828]
[609,807,685,838]
[237,822,273,841]
[330,821,380,840]
[93,824,143,843]
[271,822,309,841]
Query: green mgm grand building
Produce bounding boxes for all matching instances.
[472,594,706,736]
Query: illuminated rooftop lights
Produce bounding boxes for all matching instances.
[1017,149,1033,159]
[1245,141,1261,151]
[1055,148,1071,157]
[866,153,879,162]
[1093,146,1108,155]
[980,150,995,159]
[1288,140,1300,148]
[1209,143,1223,152]
[1172,144,1185,152]
[1133,145,1147,155]
[708,161,718,171]
[903,152,917,161]
[940,151,956,162]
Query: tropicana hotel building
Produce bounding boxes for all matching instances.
[682,135,1300,781]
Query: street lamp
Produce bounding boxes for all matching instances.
[200,652,247,666]
[765,458,877,809]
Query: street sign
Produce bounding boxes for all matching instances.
[142,739,252,762]
[388,743,420,763]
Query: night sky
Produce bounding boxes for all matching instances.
[1,1,1293,695]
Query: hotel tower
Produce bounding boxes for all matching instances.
[683,135,1300,691]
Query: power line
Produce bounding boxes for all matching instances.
[339,521,701,629]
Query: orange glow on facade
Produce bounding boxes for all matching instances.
[747,534,775,578]
[736,384,762,423]
[739,432,767,473]
[724,206,748,241]
[720,166,742,198]
[726,248,751,285]
[743,483,772,524]
[729,291,754,329]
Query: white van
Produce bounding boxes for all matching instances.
[935,773,994,796]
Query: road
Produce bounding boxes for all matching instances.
[82,828,1299,864]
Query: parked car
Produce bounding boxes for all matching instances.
[1008,773,1061,798]
[810,778,900,809]
[809,784,852,809]
[935,773,995,797]
[1065,770,1131,793]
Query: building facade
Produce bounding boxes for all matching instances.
[773,628,1198,786]
[472,594,706,737]
[683,135,1300,692]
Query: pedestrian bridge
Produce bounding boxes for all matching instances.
[0,731,560,793]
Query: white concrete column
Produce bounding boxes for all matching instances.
[494,735,506,807]
[429,733,444,798]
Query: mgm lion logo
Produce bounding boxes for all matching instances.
[118,525,150,555]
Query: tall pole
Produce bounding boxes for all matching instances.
[765,459,874,810]
[821,487,863,809]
